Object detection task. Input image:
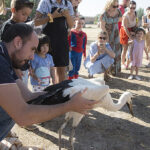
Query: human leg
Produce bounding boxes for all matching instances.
[135,67,141,80]
[55,67,67,83]
[121,44,128,65]
[68,51,76,79]
[74,52,82,79]
[128,66,134,80]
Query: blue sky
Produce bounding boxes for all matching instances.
[78,0,148,17]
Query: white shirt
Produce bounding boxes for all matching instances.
[37,0,74,16]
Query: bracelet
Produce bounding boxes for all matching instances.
[47,13,53,23]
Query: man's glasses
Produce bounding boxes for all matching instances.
[113,5,119,8]
[99,37,106,40]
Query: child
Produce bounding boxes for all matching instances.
[30,34,55,92]
[126,30,136,70]
[0,0,34,41]
[84,31,115,81]
[128,28,149,80]
[68,17,87,79]
[0,0,34,86]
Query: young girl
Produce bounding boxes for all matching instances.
[128,28,149,80]
[30,34,55,92]
[126,29,136,70]
[84,31,115,81]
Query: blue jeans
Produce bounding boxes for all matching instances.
[0,107,15,141]
[69,51,82,77]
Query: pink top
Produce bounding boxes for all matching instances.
[132,39,145,67]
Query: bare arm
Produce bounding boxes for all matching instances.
[50,67,55,84]
[0,84,100,126]
[99,15,106,31]
[34,11,49,26]
[130,42,134,61]
[61,10,74,28]
[34,10,62,26]
[122,16,132,39]
[90,52,100,63]
[105,47,115,58]
[144,46,149,60]
[16,79,45,102]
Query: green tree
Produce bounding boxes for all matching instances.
[136,8,144,20]
[0,0,11,21]
[94,14,100,24]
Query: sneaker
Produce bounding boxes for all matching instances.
[128,75,133,80]
[135,76,141,81]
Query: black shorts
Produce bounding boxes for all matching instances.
[51,39,69,67]
[43,17,69,67]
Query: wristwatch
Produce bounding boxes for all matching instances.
[47,13,53,23]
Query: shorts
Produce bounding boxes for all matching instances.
[120,26,132,45]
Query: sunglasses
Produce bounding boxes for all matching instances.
[130,7,136,10]
[113,5,119,8]
[99,37,106,40]
[23,0,34,6]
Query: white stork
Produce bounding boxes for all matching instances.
[28,77,133,150]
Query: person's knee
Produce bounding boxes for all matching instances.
[56,67,66,73]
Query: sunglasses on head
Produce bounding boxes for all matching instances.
[99,37,106,40]
[113,5,119,8]
[130,7,136,10]
[23,0,34,5]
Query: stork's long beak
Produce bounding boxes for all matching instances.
[126,101,134,117]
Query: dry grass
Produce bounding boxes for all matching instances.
[12,24,150,150]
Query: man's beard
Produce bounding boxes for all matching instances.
[11,51,29,69]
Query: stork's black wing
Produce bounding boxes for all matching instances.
[27,80,73,105]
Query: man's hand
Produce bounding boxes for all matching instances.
[67,89,100,114]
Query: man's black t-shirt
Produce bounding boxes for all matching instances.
[0,42,18,83]
[0,42,18,141]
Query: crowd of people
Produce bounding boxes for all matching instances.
[0,0,150,149]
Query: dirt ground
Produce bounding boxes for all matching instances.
[12,24,150,150]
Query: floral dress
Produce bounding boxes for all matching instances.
[101,9,122,75]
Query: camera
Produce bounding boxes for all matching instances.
[58,8,63,13]
[58,8,68,13]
